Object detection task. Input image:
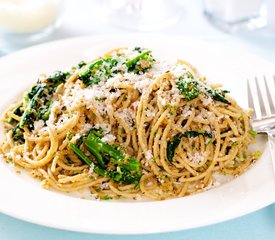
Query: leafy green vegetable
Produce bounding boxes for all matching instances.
[19,86,45,130]
[12,123,24,142]
[126,49,154,73]
[167,131,213,162]
[47,71,69,85]
[79,58,118,87]
[75,135,86,148]
[69,142,93,166]
[77,60,87,69]
[85,131,108,168]
[38,100,52,121]
[180,130,213,139]
[177,78,200,101]
[69,130,142,184]
[206,89,230,104]
[167,135,182,163]
[177,73,230,104]
[12,71,68,141]
[86,130,141,183]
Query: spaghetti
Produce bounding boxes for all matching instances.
[0,47,258,200]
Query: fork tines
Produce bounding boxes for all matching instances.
[247,75,275,120]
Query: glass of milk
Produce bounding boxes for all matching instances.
[203,0,267,32]
[0,0,63,52]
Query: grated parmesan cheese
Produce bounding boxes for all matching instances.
[118,108,134,128]
[33,120,44,131]
[145,150,153,160]
[82,124,93,133]
[100,182,109,190]
[135,194,142,200]
[160,97,166,106]
[101,134,116,143]
[88,162,95,174]
[202,97,213,106]
[158,178,165,184]
[133,78,151,92]
[93,123,111,134]
[146,181,153,187]
[144,109,155,118]
[171,64,188,78]
[131,101,140,112]
[183,110,192,118]
[106,74,124,88]
[187,152,206,164]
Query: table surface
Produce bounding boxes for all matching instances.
[1,0,275,239]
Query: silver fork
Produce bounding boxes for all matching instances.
[247,75,275,173]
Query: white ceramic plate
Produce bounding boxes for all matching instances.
[0,35,275,234]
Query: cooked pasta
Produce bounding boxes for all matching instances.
[0,47,259,200]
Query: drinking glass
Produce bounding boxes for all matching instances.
[94,0,182,31]
[203,0,267,32]
[0,0,64,53]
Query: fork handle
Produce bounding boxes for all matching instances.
[268,131,275,175]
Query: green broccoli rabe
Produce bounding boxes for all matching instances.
[38,100,52,121]
[12,123,24,142]
[14,71,68,139]
[69,130,142,184]
[180,130,213,138]
[86,130,141,183]
[167,131,213,162]
[19,86,45,130]
[108,163,141,184]
[177,73,230,104]
[79,58,118,87]
[126,49,154,73]
[167,135,182,164]
[79,48,154,85]
[77,60,87,69]
[46,71,69,94]
[24,85,42,103]
[206,88,230,104]
[68,142,94,166]
[47,70,69,84]
[23,70,67,106]
[177,78,200,101]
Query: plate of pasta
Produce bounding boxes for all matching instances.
[0,35,275,234]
